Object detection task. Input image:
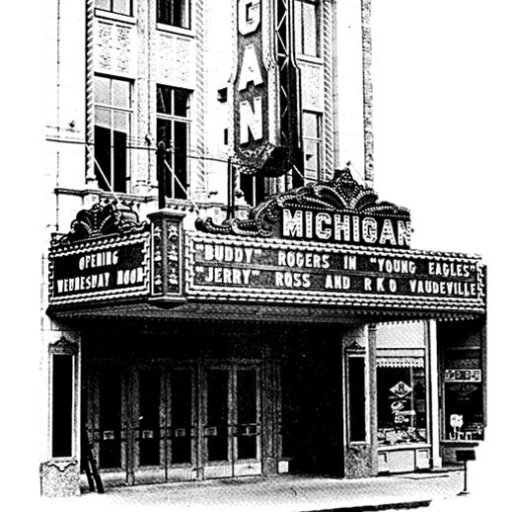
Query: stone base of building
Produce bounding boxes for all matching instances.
[40,459,80,497]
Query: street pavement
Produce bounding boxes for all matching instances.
[38,468,489,512]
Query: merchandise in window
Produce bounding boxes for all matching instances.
[95,0,132,16]
[157,85,191,199]
[443,347,484,441]
[157,0,191,29]
[294,1,319,57]
[94,76,132,193]
[377,365,427,446]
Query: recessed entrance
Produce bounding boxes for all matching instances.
[85,360,261,486]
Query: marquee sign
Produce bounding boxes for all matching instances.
[196,168,412,249]
[49,235,150,305]
[186,234,485,313]
[48,202,150,306]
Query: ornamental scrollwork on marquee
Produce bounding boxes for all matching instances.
[195,167,410,237]
[51,201,148,247]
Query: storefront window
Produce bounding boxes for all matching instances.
[438,321,485,442]
[376,323,428,447]
[444,379,483,441]
[377,365,427,446]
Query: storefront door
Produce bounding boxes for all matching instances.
[203,365,262,478]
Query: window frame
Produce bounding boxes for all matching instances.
[156,84,192,199]
[302,110,322,183]
[94,75,133,194]
[95,0,133,17]
[294,0,320,58]
[156,0,192,30]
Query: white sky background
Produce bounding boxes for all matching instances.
[1,0,511,508]
[370,1,511,507]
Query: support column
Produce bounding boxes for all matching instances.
[40,335,81,497]
[261,342,278,476]
[427,319,443,468]
[343,324,378,478]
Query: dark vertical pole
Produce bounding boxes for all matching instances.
[157,141,167,209]
[227,157,235,220]
[463,460,468,493]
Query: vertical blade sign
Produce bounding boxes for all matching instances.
[234,0,280,176]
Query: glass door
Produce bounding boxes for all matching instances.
[233,367,261,476]
[133,365,197,484]
[132,368,166,484]
[87,364,129,487]
[87,363,197,487]
[203,365,261,478]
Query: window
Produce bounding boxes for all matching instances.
[157,85,191,199]
[157,0,191,29]
[95,0,132,16]
[377,366,427,446]
[347,355,366,443]
[376,324,428,447]
[440,322,484,441]
[294,1,320,57]
[303,111,322,182]
[240,174,266,207]
[94,76,132,193]
[49,338,77,459]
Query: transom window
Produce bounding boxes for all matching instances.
[294,0,320,57]
[157,0,191,29]
[95,0,132,16]
[157,85,192,199]
[94,75,132,193]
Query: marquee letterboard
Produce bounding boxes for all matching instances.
[49,234,150,305]
[187,234,485,312]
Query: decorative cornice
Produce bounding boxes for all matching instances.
[195,167,409,237]
[51,201,148,246]
[49,336,78,355]
[346,341,366,354]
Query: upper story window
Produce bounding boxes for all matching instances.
[294,0,320,57]
[303,111,322,183]
[94,75,132,193]
[95,0,132,16]
[157,0,191,29]
[156,85,192,199]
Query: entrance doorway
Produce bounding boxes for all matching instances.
[203,365,261,478]
[84,361,262,486]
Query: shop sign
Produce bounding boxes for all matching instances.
[390,401,405,412]
[445,369,482,383]
[450,414,464,429]
[49,234,150,305]
[187,234,485,312]
[389,381,412,398]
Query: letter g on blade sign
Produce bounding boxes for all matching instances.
[238,0,261,35]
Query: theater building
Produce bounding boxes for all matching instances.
[42,0,486,497]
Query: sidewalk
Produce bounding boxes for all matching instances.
[41,469,473,512]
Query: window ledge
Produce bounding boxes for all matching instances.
[156,23,195,39]
[94,9,136,25]
[297,54,323,66]
[378,444,431,451]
